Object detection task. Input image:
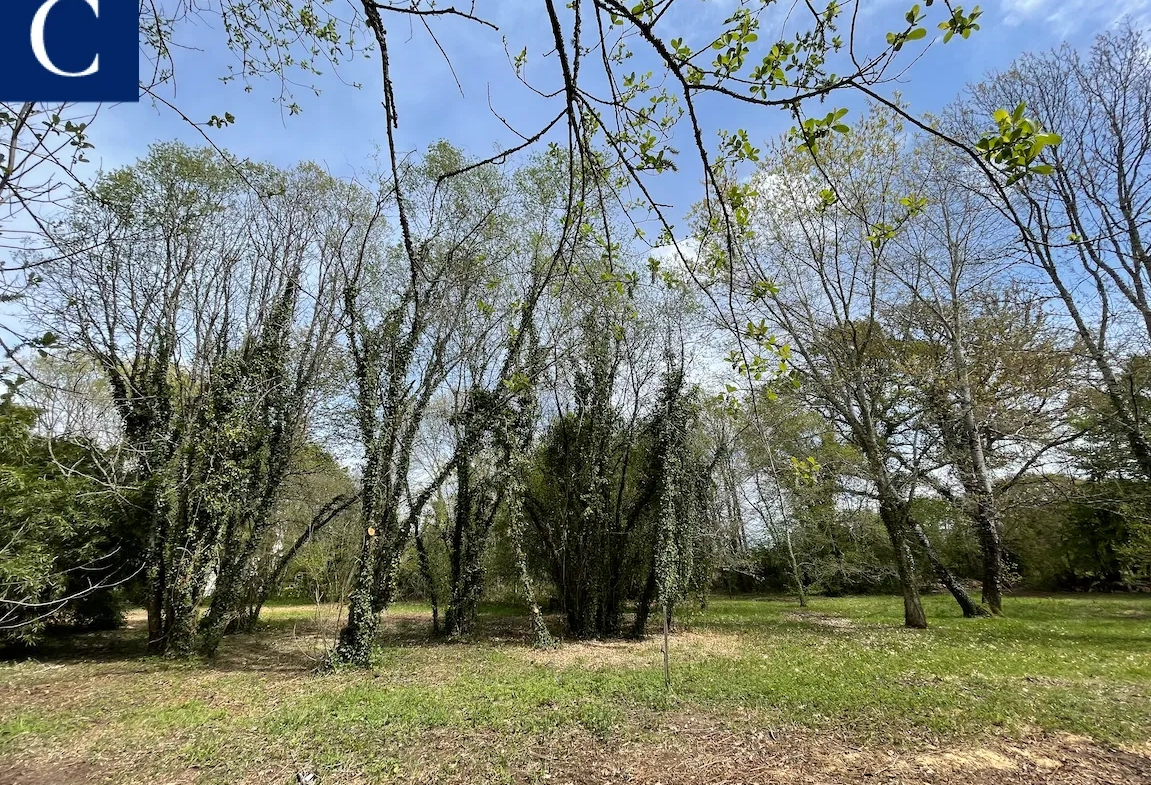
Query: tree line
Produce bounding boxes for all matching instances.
[2,24,1149,657]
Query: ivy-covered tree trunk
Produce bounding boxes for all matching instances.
[445,414,486,638]
[548,319,633,640]
[163,588,203,656]
[143,487,171,655]
[197,548,251,655]
[329,426,447,666]
[413,519,441,635]
[109,356,182,656]
[631,564,657,638]
[197,287,303,655]
[334,531,382,667]
[444,508,494,638]
[335,475,417,666]
[507,479,553,647]
[330,386,390,669]
[642,360,717,650]
[158,490,220,655]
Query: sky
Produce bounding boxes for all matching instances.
[4,0,1145,448]
[5,0,1143,366]
[81,0,1150,220]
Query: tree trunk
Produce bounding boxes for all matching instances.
[445,453,468,637]
[414,526,440,636]
[197,564,242,656]
[784,529,807,607]
[146,589,165,655]
[333,593,379,667]
[631,564,657,638]
[895,538,928,629]
[973,497,1005,615]
[164,592,201,656]
[159,535,211,656]
[661,602,671,689]
[144,494,170,655]
[864,434,927,629]
[445,422,485,638]
[330,534,380,667]
[878,502,927,629]
[949,327,1007,617]
[507,475,552,648]
[908,519,988,618]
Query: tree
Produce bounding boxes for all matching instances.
[0,401,136,643]
[522,264,716,638]
[34,144,353,655]
[525,307,645,638]
[886,138,1076,614]
[438,150,576,639]
[971,24,1151,482]
[732,106,985,626]
[331,143,512,665]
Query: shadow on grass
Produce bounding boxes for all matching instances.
[0,603,570,674]
[7,592,1148,674]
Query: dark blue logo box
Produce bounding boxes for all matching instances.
[2,0,139,102]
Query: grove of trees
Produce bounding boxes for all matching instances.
[2,4,1149,660]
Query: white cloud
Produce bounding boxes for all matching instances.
[1000,0,1151,36]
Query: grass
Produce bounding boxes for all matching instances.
[0,593,1148,784]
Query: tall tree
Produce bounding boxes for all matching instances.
[35,144,351,655]
[971,24,1151,482]
[439,151,577,638]
[887,140,1075,614]
[331,143,512,665]
[733,106,982,626]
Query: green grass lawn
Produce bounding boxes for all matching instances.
[1,594,1148,784]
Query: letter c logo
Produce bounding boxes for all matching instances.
[31,0,99,78]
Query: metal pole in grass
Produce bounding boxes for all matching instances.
[662,601,671,689]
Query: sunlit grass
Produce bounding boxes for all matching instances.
[1,594,1148,782]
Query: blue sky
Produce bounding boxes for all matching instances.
[72,0,1151,219]
[3,0,1145,401]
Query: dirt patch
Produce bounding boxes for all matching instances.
[2,711,1148,785]
[783,611,856,629]
[522,720,1151,785]
[0,751,202,785]
[516,630,745,670]
[0,760,120,785]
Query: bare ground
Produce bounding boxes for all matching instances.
[1,721,1148,785]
